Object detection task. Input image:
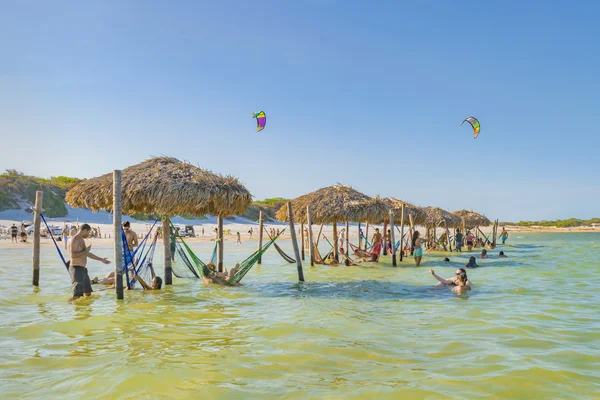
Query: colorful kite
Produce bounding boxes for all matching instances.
[461,116,480,139]
[252,111,266,132]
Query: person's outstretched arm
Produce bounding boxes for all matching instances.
[132,273,152,290]
[429,269,452,285]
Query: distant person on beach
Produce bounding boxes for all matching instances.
[10,223,18,243]
[499,251,507,258]
[455,229,463,252]
[499,227,508,244]
[480,249,488,259]
[202,227,205,236]
[248,228,253,239]
[236,232,241,245]
[429,268,472,291]
[62,226,69,249]
[20,223,27,242]
[68,224,110,300]
[412,231,423,266]
[465,256,478,268]
[123,221,138,251]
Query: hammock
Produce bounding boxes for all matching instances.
[122,223,159,289]
[312,242,333,264]
[264,228,295,263]
[171,221,283,284]
[349,241,382,260]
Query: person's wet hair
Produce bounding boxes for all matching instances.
[123,221,130,228]
[443,257,450,262]
[499,251,504,256]
[344,259,350,266]
[80,223,91,231]
[482,249,487,255]
[202,265,211,276]
[153,276,163,289]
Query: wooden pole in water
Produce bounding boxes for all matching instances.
[217,216,224,272]
[399,204,405,262]
[345,221,349,257]
[307,206,315,267]
[113,170,124,299]
[315,224,324,247]
[408,214,414,256]
[358,222,362,250]
[493,219,498,246]
[300,223,305,261]
[390,210,397,266]
[444,220,452,252]
[162,217,172,285]
[32,190,43,286]
[365,223,370,249]
[287,202,304,281]
[257,211,264,264]
[333,222,339,262]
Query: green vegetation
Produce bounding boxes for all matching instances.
[502,218,600,228]
[0,170,85,217]
[242,198,289,222]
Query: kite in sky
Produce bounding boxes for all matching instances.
[461,116,480,139]
[252,111,266,132]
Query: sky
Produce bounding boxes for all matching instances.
[1,0,599,221]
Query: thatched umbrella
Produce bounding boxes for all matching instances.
[275,185,384,261]
[275,185,382,225]
[422,207,462,228]
[365,197,426,225]
[66,156,252,217]
[452,210,491,228]
[66,156,252,281]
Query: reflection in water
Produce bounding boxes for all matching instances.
[0,233,599,398]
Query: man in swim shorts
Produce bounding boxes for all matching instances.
[10,223,18,243]
[68,224,110,300]
[123,221,138,251]
[499,227,508,244]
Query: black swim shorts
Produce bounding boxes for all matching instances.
[69,265,93,297]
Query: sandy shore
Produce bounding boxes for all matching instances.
[0,218,597,250]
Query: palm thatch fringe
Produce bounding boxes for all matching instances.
[65,157,252,217]
[452,210,492,228]
[422,206,462,228]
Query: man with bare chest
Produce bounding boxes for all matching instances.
[68,224,110,300]
[123,221,138,251]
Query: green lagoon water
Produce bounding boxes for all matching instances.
[1,233,599,399]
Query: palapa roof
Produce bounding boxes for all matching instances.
[452,210,491,227]
[274,185,384,224]
[365,197,426,225]
[65,157,252,217]
[422,206,462,228]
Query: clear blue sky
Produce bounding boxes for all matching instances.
[1,0,599,221]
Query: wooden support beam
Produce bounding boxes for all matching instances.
[287,202,304,281]
[113,171,125,298]
[32,191,43,286]
[217,216,224,272]
[399,204,405,262]
[257,211,264,264]
[307,206,314,267]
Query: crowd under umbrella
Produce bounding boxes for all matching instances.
[361,197,427,263]
[65,156,252,297]
[452,209,494,244]
[274,185,385,263]
[422,206,462,251]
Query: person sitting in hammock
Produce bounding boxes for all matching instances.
[130,263,162,290]
[344,253,360,266]
[324,252,339,265]
[202,263,242,286]
[92,271,115,285]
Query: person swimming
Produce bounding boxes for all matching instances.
[429,268,472,290]
[466,256,478,268]
[443,257,450,262]
[499,251,507,258]
[480,249,488,259]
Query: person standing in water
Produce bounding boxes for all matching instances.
[236,232,241,245]
[68,224,110,300]
[499,227,509,244]
[412,231,423,266]
[248,227,253,239]
[455,229,464,252]
[62,225,70,249]
[10,223,18,243]
[371,228,382,247]
[123,221,138,251]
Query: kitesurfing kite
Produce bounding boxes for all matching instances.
[252,111,266,132]
[461,116,480,139]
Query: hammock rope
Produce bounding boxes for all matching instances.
[264,228,295,263]
[40,214,68,270]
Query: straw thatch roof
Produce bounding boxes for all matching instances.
[365,197,426,225]
[422,206,462,228]
[274,185,384,224]
[452,210,491,227]
[65,157,252,217]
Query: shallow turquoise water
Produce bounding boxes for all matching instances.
[1,233,599,399]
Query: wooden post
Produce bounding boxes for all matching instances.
[217,216,224,272]
[399,204,405,262]
[333,222,339,262]
[493,219,499,246]
[408,214,415,255]
[462,219,467,249]
[32,190,43,286]
[300,223,305,261]
[382,219,388,256]
[390,210,396,266]
[287,202,304,281]
[315,224,324,247]
[345,221,349,256]
[162,217,172,285]
[358,222,362,250]
[113,170,124,299]
[257,211,264,264]
[444,220,452,252]
[365,223,370,249]
[307,206,315,267]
